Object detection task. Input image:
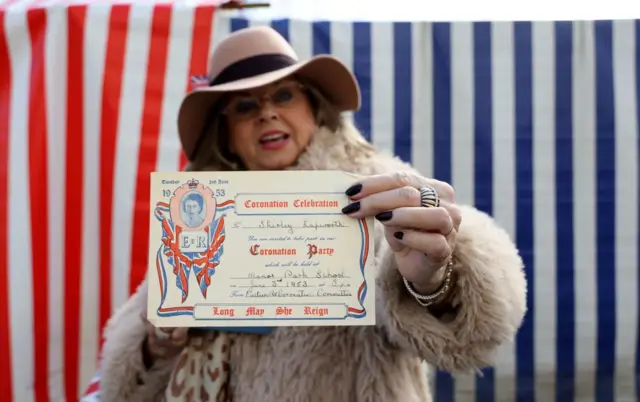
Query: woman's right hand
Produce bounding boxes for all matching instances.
[141,314,189,364]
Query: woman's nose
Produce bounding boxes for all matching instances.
[256,102,279,121]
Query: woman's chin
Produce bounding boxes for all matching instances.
[255,160,295,171]
[251,151,300,171]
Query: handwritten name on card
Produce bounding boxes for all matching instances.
[146,171,376,328]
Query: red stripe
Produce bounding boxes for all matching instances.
[84,378,100,395]
[98,4,131,347]
[26,8,50,402]
[128,4,173,295]
[64,5,87,401]
[188,5,215,90]
[0,10,14,399]
[178,5,215,172]
[179,149,188,170]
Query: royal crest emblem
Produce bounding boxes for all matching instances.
[153,179,235,315]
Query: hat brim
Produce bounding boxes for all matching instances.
[177,55,361,162]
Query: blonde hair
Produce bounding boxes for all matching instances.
[186,77,374,172]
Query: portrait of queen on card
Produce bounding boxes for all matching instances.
[147,171,377,328]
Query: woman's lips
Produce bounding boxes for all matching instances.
[258,131,290,150]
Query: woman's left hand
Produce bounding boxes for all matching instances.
[342,172,462,294]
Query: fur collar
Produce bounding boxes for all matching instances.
[287,121,403,176]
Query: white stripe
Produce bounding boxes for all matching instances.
[34,0,64,7]
[531,20,557,402]
[43,4,67,401]
[111,3,154,311]
[410,22,433,177]
[572,20,597,400]
[450,21,475,205]
[79,3,110,395]
[370,22,394,152]
[155,3,194,172]
[210,12,230,55]
[289,19,312,62]
[5,8,35,402]
[491,21,516,402]
[80,394,100,402]
[330,21,354,124]
[1,0,34,9]
[450,20,477,401]
[612,19,639,401]
[247,17,270,27]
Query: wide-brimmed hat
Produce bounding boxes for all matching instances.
[177,25,361,161]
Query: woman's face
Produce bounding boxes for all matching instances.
[225,79,317,170]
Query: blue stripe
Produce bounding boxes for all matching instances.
[432,22,452,185]
[594,20,617,402]
[473,21,495,402]
[393,22,413,163]
[353,22,372,141]
[554,21,576,402]
[230,17,249,32]
[431,21,455,402]
[270,19,290,41]
[514,21,535,402]
[636,20,640,402]
[312,21,331,55]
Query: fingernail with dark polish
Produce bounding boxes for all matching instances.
[341,202,361,214]
[345,184,363,197]
[375,211,393,221]
[393,231,404,240]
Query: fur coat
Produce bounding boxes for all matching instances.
[98,123,527,402]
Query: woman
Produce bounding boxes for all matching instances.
[99,26,526,402]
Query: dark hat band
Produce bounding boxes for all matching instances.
[209,53,297,86]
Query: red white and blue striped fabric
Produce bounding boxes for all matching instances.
[1,1,639,401]
[1,0,220,400]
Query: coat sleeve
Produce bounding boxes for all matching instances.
[375,203,527,373]
[99,279,178,402]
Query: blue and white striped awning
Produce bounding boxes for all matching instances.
[214,15,640,402]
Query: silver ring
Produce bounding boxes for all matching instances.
[419,186,440,208]
[154,327,171,340]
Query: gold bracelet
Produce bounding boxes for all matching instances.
[402,259,454,307]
